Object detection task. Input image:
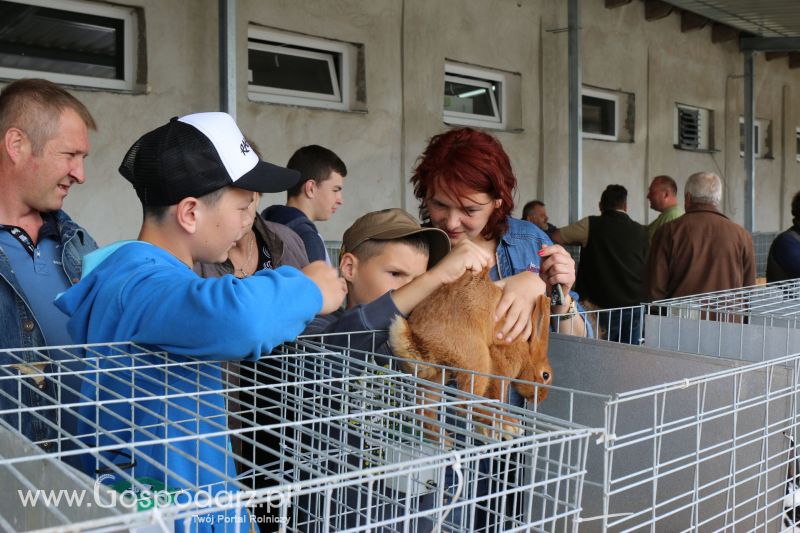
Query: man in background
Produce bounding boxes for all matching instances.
[262,144,346,264]
[522,199,556,236]
[647,171,755,299]
[646,175,683,242]
[553,185,648,343]
[766,190,800,283]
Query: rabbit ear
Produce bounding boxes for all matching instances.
[529,294,551,345]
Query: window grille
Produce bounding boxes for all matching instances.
[677,107,700,149]
[739,117,769,158]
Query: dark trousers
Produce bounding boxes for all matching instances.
[598,306,643,344]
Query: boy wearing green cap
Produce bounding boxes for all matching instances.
[304,207,490,356]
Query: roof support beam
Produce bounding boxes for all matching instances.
[568,0,582,224]
[711,22,738,43]
[605,0,632,7]
[218,0,237,118]
[740,37,800,52]
[681,11,709,32]
[765,52,789,61]
[644,0,673,21]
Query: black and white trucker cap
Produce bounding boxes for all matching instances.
[119,112,300,206]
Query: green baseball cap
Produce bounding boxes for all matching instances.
[342,208,450,268]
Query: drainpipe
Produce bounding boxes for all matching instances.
[743,50,754,232]
[568,0,582,223]
[219,0,237,118]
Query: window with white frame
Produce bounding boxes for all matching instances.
[582,88,619,141]
[248,27,356,111]
[739,117,772,159]
[443,63,506,130]
[0,0,138,91]
[674,103,713,151]
[796,127,799,163]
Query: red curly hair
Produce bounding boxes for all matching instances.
[410,128,516,242]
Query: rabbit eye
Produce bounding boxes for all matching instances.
[542,371,550,381]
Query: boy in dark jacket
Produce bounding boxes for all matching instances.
[262,144,346,263]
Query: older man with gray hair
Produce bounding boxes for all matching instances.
[646,171,755,300]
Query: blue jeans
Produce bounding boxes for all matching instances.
[598,306,643,344]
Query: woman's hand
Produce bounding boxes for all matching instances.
[493,271,546,343]
[538,244,576,312]
[429,240,492,285]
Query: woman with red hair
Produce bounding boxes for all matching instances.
[411,127,587,340]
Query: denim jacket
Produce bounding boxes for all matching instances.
[0,210,97,445]
[495,217,592,407]
[494,216,589,323]
[493,217,553,280]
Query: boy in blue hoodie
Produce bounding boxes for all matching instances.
[55,112,346,531]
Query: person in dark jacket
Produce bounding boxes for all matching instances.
[262,144,346,264]
[552,185,649,344]
[767,190,800,283]
[300,209,490,533]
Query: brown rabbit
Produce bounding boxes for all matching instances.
[389,269,552,439]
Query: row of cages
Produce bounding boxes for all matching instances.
[296,314,800,533]
[1,278,800,531]
[555,278,800,359]
[0,342,592,533]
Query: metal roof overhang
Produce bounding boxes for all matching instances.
[662,0,800,38]
[662,0,800,50]
[659,1,800,231]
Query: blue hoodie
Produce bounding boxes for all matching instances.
[55,241,322,532]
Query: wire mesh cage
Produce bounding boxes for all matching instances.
[753,231,779,278]
[0,341,592,533]
[312,328,800,532]
[532,332,800,533]
[325,240,342,269]
[551,305,644,346]
[596,352,800,531]
[644,279,800,361]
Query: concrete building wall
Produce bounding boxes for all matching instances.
[238,0,404,242]
[542,0,800,229]
[3,0,799,247]
[39,0,220,246]
[400,0,543,219]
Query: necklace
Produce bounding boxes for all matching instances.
[235,232,256,278]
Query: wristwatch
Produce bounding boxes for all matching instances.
[554,297,578,321]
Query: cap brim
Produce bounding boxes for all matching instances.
[366,227,451,269]
[235,160,301,194]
